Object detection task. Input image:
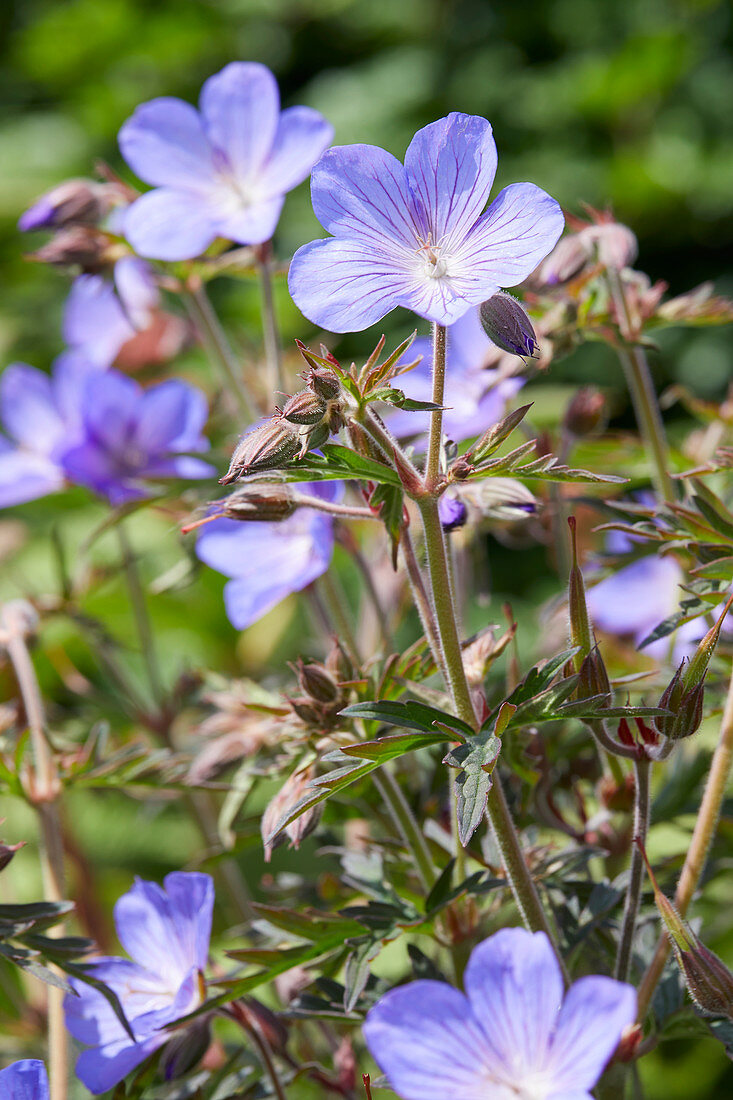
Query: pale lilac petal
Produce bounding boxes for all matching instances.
[310,144,419,250]
[0,446,65,506]
[113,257,159,329]
[124,189,219,261]
[404,113,498,245]
[78,372,140,452]
[217,196,285,246]
[133,380,208,454]
[464,928,563,1074]
[0,1060,49,1100]
[199,62,279,181]
[260,106,334,194]
[147,454,214,481]
[61,442,143,504]
[74,1034,164,1096]
[64,959,167,1046]
[18,195,57,231]
[114,873,214,985]
[119,97,215,189]
[398,269,487,326]
[363,981,493,1100]
[547,976,636,1091]
[63,275,134,368]
[448,304,495,366]
[0,364,68,452]
[288,237,410,332]
[452,182,565,290]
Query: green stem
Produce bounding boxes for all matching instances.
[606,269,674,501]
[117,525,165,709]
[373,768,435,890]
[257,242,285,395]
[185,282,255,422]
[400,525,448,681]
[615,755,651,981]
[637,663,733,1018]
[425,323,447,488]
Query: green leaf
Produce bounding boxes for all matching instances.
[340,731,453,763]
[279,444,401,486]
[341,699,472,738]
[444,730,502,845]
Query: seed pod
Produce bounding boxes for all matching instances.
[479,291,539,358]
[279,389,327,425]
[220,420,300,484]
[221,484,297,522]
[295,659,341,704]
[307,367,341,402]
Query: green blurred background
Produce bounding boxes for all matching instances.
[1,1,732,1096]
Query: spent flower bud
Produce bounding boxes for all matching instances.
[262,766,319,860]
[221,420,300,484]
[29,226,113,271]
[479,291,539,358]
[577,647,612,706]
[0,839,25,872]
[295,659,341,704]
[563,387,607,437]
[221,484,297,522]
[159,1017,211,1080]
[307,367,342,402]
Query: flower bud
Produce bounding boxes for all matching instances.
[261,766,319,860]
[567,517,593,671]
[307,367,341,402]
[221,484,297,522]
[279,390,328,426]
[326,639,356,684]
[159,1017,211,1080]
[234,997,289,1054]
[563,387,607,437]
[0,839,24,872]
[18,179,118,232]
[585,222,638,271]
[577,647,612,705]
[295,659,341,704]
[439,494,467,531]
[479,292,539,358]
[536,235,590,286]
[29,226,113,271]
[220,420,300,484]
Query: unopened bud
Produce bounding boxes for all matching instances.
[614,1023,643,1064]
[598,772,635,813]
[326,639,356,684]
[221,420,300,484]
[479,292,539,358]
[0,839,25,872]
[159,1017,211,1080]
[221,484,297,522]
[262,766,319,860]
[439,494,468,531]
[563,387,607,437]
[279,390,327,426]
[18,180,118,232]
[234,998,289,1054]
[577,647,612,705]
[567,517,593,670]
[295,660,341,704]
[462,625,515,688]
[30,226,113,271]
[307,367,341,402]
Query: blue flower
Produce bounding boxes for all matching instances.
[386,307,524,443]
[64,872,214,1095]
[0,1060,49,1099]
[63,258,159,369]
[289,113,564,332]
[363,928,636,1100]
[119,62,333,261]
[195,481,338,629]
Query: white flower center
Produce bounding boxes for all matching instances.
[414,233,450,280]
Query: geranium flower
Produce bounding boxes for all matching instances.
[64,872,214,1094]
[0,1060,49,1099]
[62,258,160,369]
[386,307,524,443]
[195,481,338,629]
[288,112,564,332]
[363,927,635,1100]
[119,62,333,261]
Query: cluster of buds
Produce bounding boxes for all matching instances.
[288,649,351,732]
[535,207,639,286]
[221,367,345,484]
[20,176,133,273]
[652,593,733,742]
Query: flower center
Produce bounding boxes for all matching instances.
[415,233,449,279]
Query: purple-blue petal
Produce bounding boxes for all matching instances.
[74,1033,164,1096]
[114,872,214,983]
[199,62,280,181]
[404,113,498,245]
[547,976,636,1092]
[18,195,56,231]
[0,364,69,452]
[288,236,411,332]
[217,195,285,247]
[260,106,334,194]
[0,445,65,507]
[63,274,135,368]
[119,96,215,189]
[113,257,159,329]
[132,380,209,454]
[123,188,219,261]
[0,1060,49,1100]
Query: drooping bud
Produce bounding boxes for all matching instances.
[0,839,25,872]
[479,292,539,358]
[295,659,341,704]
[220,420,300,484]
[261,766,319,861]
[563,387,607,437]
[439,494,468,531]
[653,594,733,741]
[18,180,119,232]
[220,483,297,522]
[279,390,328,425]
[29,226,113,271]
[307,367,342,402]
[567,517,593,671]
[159,1017,211,1080]
[234,998,289,1054]
[468,478,537,521]
[638,840,733,1019]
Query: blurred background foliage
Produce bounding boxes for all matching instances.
[1,2,732,1096]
